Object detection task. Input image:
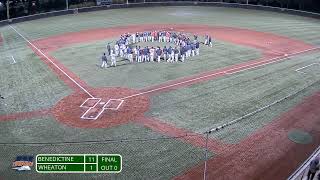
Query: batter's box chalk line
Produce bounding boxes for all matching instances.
[80,98,102,108]
[103,99,124,110]
[80,98,124,120]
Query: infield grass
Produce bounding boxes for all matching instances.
[51,39,261,88]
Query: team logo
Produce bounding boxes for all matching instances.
[12,155,34,171]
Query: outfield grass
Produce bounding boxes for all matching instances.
[1,5,320,179]
[0,116,210,180]
[51,39,261,88]
[6,6,320,46]
[146,51,320,143]
[0,26,71,115]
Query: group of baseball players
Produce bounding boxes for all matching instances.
[100,30,213,68]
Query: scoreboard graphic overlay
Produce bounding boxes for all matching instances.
[36,154,122,173]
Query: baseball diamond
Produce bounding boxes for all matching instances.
[1,3,320,180]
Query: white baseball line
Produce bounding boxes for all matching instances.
[9,25,94,98]
[120,71,225,100]
[103,99,124,110]
[120,47,319,100]
[11,56,17,64]
[79,98,101,108]
[81,98,124,120]
[11,55,16,64]
[81,106,104,120]
[225,47,319,75]
[295,63,320,74]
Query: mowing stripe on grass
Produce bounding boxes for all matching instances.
[120,47,319,100]
[207,77,320,134]
[9,25,94,98]
[225,47,320,75]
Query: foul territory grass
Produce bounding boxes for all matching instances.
[0,26,71,115]
[0,116,210,180]
[146,52,320,144]
[51,38,261,88]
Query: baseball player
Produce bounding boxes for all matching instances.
[158,32,162,42]
[204,35,208,45]
[162,31,166,42]
[194,34,198,43]
[124,46,128,59]
[132,33,136,43]
[166,31,171,43]
[125,37,129,46]
[144,32,148,42]
[170,46,175,63]
[134,46,138,62]
[208,36,213,47]
[146,46,150,62]
[185,44,189,58]
[106,43,111,56]
[142,47,147,62]
[135,33,139,42]
[114,43,119,57]
[187,44,192,58]
[156,47,162,63]
[174,47,179,62]
[101,53,108,68]
[148,31,152,41]
[127,46,133,63]
[150,47,155,62]
[167,46,172,62]
[151,31,157,42]
[172,32,175,44]
[120,44,125,57]
[181,46,186,62]
[191,43,195,56]
[196,41,200,55]
[111,49,116,67]
[139,32,143,42]
[139,47,143,63]
[163,46,168,61]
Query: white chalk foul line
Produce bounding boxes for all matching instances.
[295,63,320,74]
[120,71,225,100]
[120,47,320,100]
[9,25,94,98]
[225,47,320,75]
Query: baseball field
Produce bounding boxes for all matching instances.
[0,5,320,180]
